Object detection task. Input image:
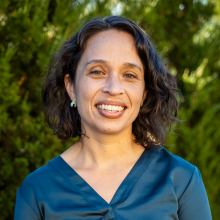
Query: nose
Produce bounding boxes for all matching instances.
[102,73,124,96]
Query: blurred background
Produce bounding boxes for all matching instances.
[0,0,219,219]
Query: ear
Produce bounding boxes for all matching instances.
[64,74,76,100]
[141,90,148,107]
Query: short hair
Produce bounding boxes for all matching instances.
[42,16,180,148]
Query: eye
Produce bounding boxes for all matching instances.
[124,73,136,78]
[90,70,104,75]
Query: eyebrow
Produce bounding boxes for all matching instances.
[123,62,142,73]
[84,59,142,73]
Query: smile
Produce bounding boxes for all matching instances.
[96,104,125,112]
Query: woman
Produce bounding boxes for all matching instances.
[14,16,212,220]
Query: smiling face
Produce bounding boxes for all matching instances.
[65,29,146,136]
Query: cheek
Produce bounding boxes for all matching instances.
[133,93,144,109]
[76,78,100,111]
[126,84,145,105]
[76,80,90,106]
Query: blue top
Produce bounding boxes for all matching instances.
[14,147,212,220]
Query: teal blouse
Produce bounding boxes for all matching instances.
[14,147,212,220]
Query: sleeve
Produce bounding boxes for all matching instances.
[178,166,212,220]
[14,189,41,220]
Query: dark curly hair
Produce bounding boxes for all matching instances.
[42,16,181,148]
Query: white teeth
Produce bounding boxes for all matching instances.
[97,104,125,112]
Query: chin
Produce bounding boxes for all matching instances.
[92,123,131,135]
[81,118,133,136]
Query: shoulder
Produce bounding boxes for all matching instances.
[15,157,61,219]
[20,159,55,187]
[18,157,60,204]
[155,146,195,175]
[152,147,200,200]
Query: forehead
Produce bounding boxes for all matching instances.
[85,29,136,50]
[77,29,143,71]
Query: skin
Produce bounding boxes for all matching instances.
[62,29,147,204]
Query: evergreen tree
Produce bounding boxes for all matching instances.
[121,0,220,218]
[0,0,219,219]
[0,0,114,219]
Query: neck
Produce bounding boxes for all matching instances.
[64,126,145,169]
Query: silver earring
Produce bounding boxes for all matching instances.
[70,98,77,107]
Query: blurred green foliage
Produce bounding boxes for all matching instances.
[0,0,219,219]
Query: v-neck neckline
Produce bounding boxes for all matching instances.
[50,147,158,214]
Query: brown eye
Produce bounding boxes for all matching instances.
[125,73,135,78]
[90,70,103,75]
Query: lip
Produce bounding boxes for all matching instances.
[96,107,126,119]
[96,100,127,107]
[95,100,127,119]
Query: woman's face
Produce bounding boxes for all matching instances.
[66,29,146,136]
